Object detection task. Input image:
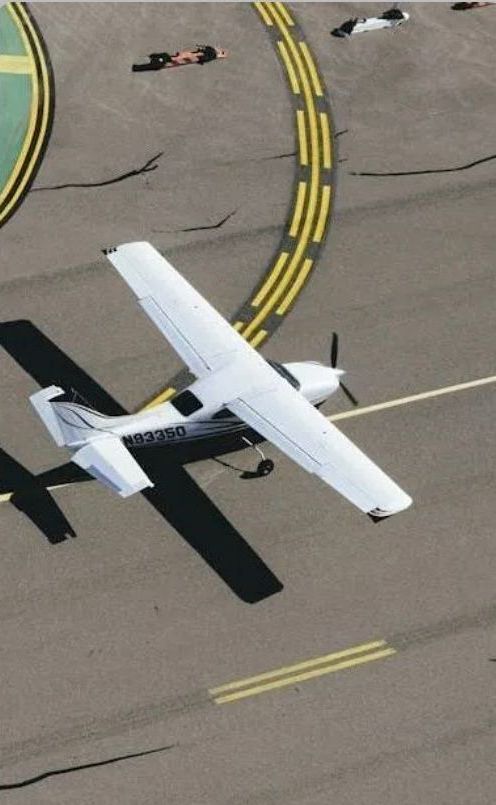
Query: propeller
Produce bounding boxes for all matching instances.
[330,332,359,407]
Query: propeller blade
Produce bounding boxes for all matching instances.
[339,381,359,407]
[330,332,339,368]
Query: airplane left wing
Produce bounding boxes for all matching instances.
[104,242,253,378]
[229,386,412,520]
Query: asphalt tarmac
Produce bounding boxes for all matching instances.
[0,3,495,804]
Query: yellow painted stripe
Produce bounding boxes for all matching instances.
[251,252,289,307]
[299,41,323,97]
[276,257,313,315]
[0,5,38,209]
[243,5,320,340]
[233,321,245,332]
[0,4,52,222]
[249,329,268,348]
[276,40,299,94]
[140,386,176,411]
[210,639,386,694]
[0,54,32,73]
[313,184,331,243]
[320,112,332,169]
[254,1,273,25]
[328,373,496,423]
[213,648,396,703]
[289,180,306,238]
[274,1,294,26]
[296,109,308,166]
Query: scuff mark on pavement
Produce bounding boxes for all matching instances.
[261,150,296,160]
[335,128,348,138]
[30,152,164,192]
[154,209,237,234]
[0,743,175,790]
[350,151,496,177]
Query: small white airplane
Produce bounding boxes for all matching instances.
[331,8,409,38]
[30,242,412,522]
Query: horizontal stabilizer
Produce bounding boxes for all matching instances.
[72,436,154,498]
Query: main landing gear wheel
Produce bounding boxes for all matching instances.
[239,438,275,479]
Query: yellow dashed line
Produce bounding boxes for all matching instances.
[251,251,289,308]
[0,54,31,73]
[243,5,320,341]
[276,40,299,94]
[296,108,308,165]
[320,112,332,169]
[276,257,313,315]
[249,329,268,348]
[274,1,294,26]
[313,184,331,243]
[233,321,245,332]
[298,41,323,97]
[254,1,273,25]
[289,180,307,238]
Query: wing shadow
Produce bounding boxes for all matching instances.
[0,320,283,602]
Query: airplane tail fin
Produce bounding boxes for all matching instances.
[29,386,153,497]
[29,385,111,448]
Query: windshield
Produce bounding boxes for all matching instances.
[267,360,300,390]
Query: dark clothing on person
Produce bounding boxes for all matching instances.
[132,52,173,72]
[132,44,222,73]
[196,45,218,64]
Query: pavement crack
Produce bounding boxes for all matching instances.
[0,743,175,790]
[153,209,236,233]
[30,152,164,192]
[350,151,496,177]
[261,150,296,160]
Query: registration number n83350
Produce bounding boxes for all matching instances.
[123,426,186,446]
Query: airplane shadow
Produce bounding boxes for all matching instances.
[0,320,283,603]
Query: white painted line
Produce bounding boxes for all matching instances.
[328,374,496,423]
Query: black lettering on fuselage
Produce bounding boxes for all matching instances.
[123,426,187,447]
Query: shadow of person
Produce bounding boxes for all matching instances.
[0,320,283,603]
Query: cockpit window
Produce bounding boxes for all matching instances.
[267,360,300,390]
[170,390,203,416]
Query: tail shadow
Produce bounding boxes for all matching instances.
[0,320,283,602]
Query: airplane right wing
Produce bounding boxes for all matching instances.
[228,384,412,520]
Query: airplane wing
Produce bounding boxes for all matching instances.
[228,386,412,520]
[104,242,253,378]
[71,436,154,498]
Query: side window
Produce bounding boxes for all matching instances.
[170,390,203,416]
[212,407,235,420]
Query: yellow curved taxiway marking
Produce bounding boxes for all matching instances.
[210,640,395,704]
[0,4,52,224]
[276,40,299,94]
[243,3,321,343]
